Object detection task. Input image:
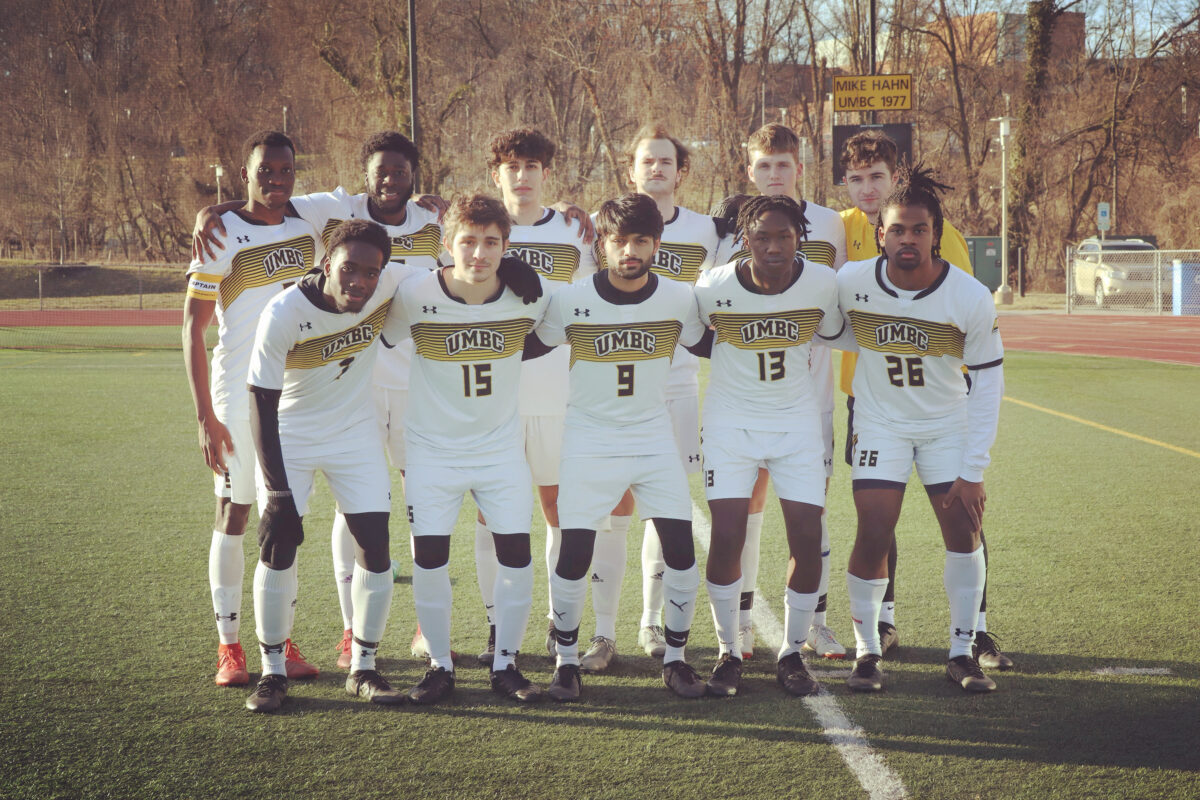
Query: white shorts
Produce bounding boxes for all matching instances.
[264,444,391,517]
[667,396,702,474]
[404,459,534,536]
[213,416,258,505]
[849,416,966,489]
[373,386,408,470]
[702,423,826,507]
[523,414,565,486]
[821,410,834,479]
[558,453,692,530]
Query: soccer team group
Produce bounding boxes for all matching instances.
[183,120,1012,713]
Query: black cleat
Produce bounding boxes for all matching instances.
[491,664,545,703]
[663,660,707,699]
[878,621,899,654]
[245,673,288,713]
[407,666,455,705]
[846,653,885,692]
[547,663,582,702]
[706,653,743,697]
[346,669,407,705]
[776,651,819,696]
[478,625,496,667]
[973,631,1013,671]
[947,655,997,692]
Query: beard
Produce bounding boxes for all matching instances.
[612,259,651,281]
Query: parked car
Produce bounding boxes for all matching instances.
[1072,238,1170,308]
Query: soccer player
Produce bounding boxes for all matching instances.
[470,128,598,666]
[533,193,709,701]
[586,124,734,667]
[839,131,1011,670]
[244,219,408,712]
[183,130,320,687]
[737,123,849,662]
[380,194,549,705]
[694,195,844,697]
[837,165,1004,693]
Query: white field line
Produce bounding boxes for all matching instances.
[1091,667,1174,676]
[691,501,909,800]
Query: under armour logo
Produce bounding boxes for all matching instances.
[261,643,285,655]
[422,305,438,314]
[574,308,590,317]
[688,454,701,463]
[299,321,312,331]
[500,648,519,657]
[856,293,869,302]
[236,235,250,244]
[954,627,975,639]
[669,599,688,611]
[651,571,664,581]
[715,299,732,307]
[215,612,238,621]
[590,573,603,583]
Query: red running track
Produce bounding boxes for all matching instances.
[999,313,1200,366]
[0,309,183,326]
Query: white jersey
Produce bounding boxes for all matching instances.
[508,208,598,417]
[537,272,706,457]
[838,256,1004,437]
[247,266,409,457]
[381,269,550,467]
[290,187,444,390]
[696,259,842,432]
[185,212,317,421]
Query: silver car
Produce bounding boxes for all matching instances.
[1072,238,1170,308]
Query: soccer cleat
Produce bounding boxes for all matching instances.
[215,642,250,687]
[491,664,545,703]
[334,629,353,670]
[346,669,407,705]
[846,653,885,692]
[478,625,496,667]
[410,626,459,664]
[545,623,557,658]
[547,663,582,702]
[802,623,847,659]
[739,623,755,660]
[638,625,667,658]
[663,660,707,698]
[947,655,997,692]
[706,653,743,697]
[407,666,455,705]
[776,651,819,697]
[284,639,319,679]
[878,621,900,655]
[245,673,288,712]
[579,636,617,673]
[973,631,1014,671]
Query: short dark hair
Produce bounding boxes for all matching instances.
[840,132,899,173]
[746,123,800,161]
[488,127,557,169]
[360,131,419,171]
[595,193,664,241]
[624,123,690,178]
[738,195,810,240]
[878,162,952,258]
[443,193,512,242]
[326,219,391,264]
[243,130,295,166]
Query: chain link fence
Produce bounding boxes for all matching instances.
[1065,244,1200,315]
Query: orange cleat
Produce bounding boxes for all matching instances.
[215,642,250,687]
[409,624,459,664]
[284,639,320,679]
[335,629,353,670]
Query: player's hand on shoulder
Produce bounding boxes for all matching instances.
[554,202,596,245]
[415,194,449,220]
[192,206,228,263]
[198,415,234,475]
[943,478,986,531]
[498,255,544,305]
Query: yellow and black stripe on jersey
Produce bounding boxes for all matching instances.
[565,320,684,366]
[847,309,966,359]
[220,236,314,307]
[411,318,536,362]
[285,301,392,369]
[505,243,581,283]
[731,241,837,269]
[321,219,443,263]
[596,243,709,284]
[709,309,825,351]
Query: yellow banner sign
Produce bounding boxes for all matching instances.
[833,74,913,111]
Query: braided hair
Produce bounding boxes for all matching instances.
[737,194,810,242]
[878,161,952,259]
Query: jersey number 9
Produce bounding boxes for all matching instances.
[616,364,635,396]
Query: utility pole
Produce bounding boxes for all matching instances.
[408,0,420,191]
[869,0,878,124]
[210,164,224,204]
[991,116,1016,291]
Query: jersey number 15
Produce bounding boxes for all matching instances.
[462,363,493,397]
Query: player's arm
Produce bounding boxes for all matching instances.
[414,194,449,219]
[815,270,848,344]
[192,201,242,262]
[552,201,596,245]
[380,276,416,348]
[182,294,234,475]
[533,292,567,347]
[497,256,544,304]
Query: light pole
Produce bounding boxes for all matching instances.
[282,106,289,135]
[210,164,224,204]
[991,116,1016,295]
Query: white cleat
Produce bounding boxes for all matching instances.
[638,625,667,658]
[739,623,755,660]
[801,623,847,660]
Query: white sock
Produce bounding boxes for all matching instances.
[549,571,588,666]
[544,524,561,622]
[976,610,988,633]
[253,561,295,675]
[738,511,763,629]
[706,578,741,657]
[331,513,356,631]
[640,520,665,627]
[779,588,819,659]
[945,547,985,659]
[349,564,393,672]
[209,531,244,645]
[846,573,888,658]
[474,520,498,625]
[880,602,896,627]
[493,563,534,671]
[662,563,700,663]
[591,515,629,640]
[812,513,831,629]
[412,563,454,671]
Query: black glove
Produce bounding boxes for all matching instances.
[258,491,305,555]
[497,256,544,305]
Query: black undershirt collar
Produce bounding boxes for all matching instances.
[593,270,659,305]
